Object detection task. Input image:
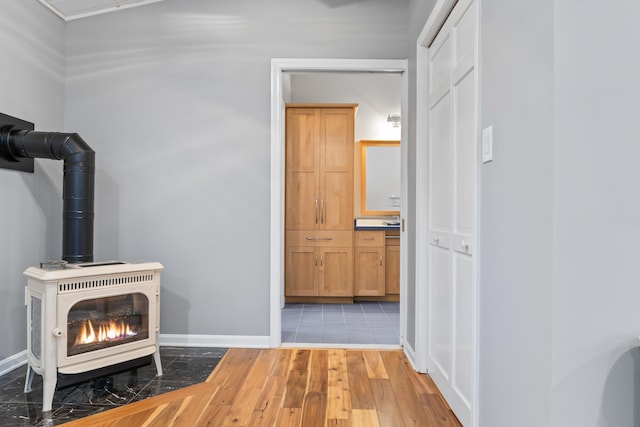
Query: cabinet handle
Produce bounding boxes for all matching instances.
[461,240,470,251]
[315,198,319,225]
[380,256,383,266]
[363,237,375,241]
[315,256,318,266]
[321,199,325,224]
[433,235,440,244]
[320,256,323,267]
[385,236,400,239]
[305,237,334,241]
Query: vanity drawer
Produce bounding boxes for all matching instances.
[286,230,353,247]
[355,230,385,247]
[385,230,400,246]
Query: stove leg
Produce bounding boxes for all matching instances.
[24,364,35,393]
[42,368,57,413]
[153,347,163,377]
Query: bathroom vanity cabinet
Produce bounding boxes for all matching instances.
[354,230,385,296]
[354,229,400,299]
[384,230,400,295]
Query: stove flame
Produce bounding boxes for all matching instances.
[74,319,137,345]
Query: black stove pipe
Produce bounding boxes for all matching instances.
[0,128,95,263]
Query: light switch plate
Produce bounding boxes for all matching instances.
[482,125,493,163]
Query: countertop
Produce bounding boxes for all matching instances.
[354,218,401,231]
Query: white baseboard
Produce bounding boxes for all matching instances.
[0,350,28,377]
[1,335,270,378]
[280,342,401,350]
[403,341,421,372]
[159,334,271,348]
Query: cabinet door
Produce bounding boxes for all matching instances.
[385,244,401,295]
[319,108,354,230]
[285,246,318,296]
[318,247,353,297]
[286,108,320,230]
[354,246,385,296]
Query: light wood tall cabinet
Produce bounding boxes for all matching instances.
[285,104,357,300]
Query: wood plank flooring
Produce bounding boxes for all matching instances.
[60,348,461,427]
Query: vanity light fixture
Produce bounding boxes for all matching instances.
[387,115,401,127]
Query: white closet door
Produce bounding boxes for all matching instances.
[427,0,477,424]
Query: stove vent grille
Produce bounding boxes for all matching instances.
[58,273,154,293]
[30,296,42,359]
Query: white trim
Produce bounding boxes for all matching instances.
[0,350,28,377]
[399,59,410,357]
[403,340,419,371]
[37,0,66,20]
[270,58,408,351]
[270,58,286,348]
[37,0,167,21]
[1,336,271,378]
[280,343,401,350]
[418,0,460,47]
[160,334,270,349]
[472,3,482,427]
[273,58,407,74]
[414,36,431,374]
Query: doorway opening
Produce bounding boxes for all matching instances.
[269,59,408,349]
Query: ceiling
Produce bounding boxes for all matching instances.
[38,0,167,20]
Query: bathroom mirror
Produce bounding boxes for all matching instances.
[361,140,400,215]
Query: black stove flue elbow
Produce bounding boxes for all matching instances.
[1,128,95,263]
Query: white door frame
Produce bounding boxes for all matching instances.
[270,58,408,348]
[416,0,480,425]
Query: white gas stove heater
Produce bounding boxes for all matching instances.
[24,261,163,412]
[0,113,165,412]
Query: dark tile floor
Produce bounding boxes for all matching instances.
[0,346,226,427]
[281,301,400,345]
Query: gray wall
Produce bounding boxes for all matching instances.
[479,0,554,425]
[480,0,640,426]
[0,2,65,360]
[290,73,402,142]
[63,0,410,337]
[551,1,640,426]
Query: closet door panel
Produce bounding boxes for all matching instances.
[453,0,476,69]
[429,245,452,379]
[453,67,476,255]
[429,88,452,250]
[430,33,452,105]
[453,253,473,406]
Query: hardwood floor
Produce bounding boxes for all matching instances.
[60,348,461,427]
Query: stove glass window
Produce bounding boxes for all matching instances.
[67,293,149,357]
